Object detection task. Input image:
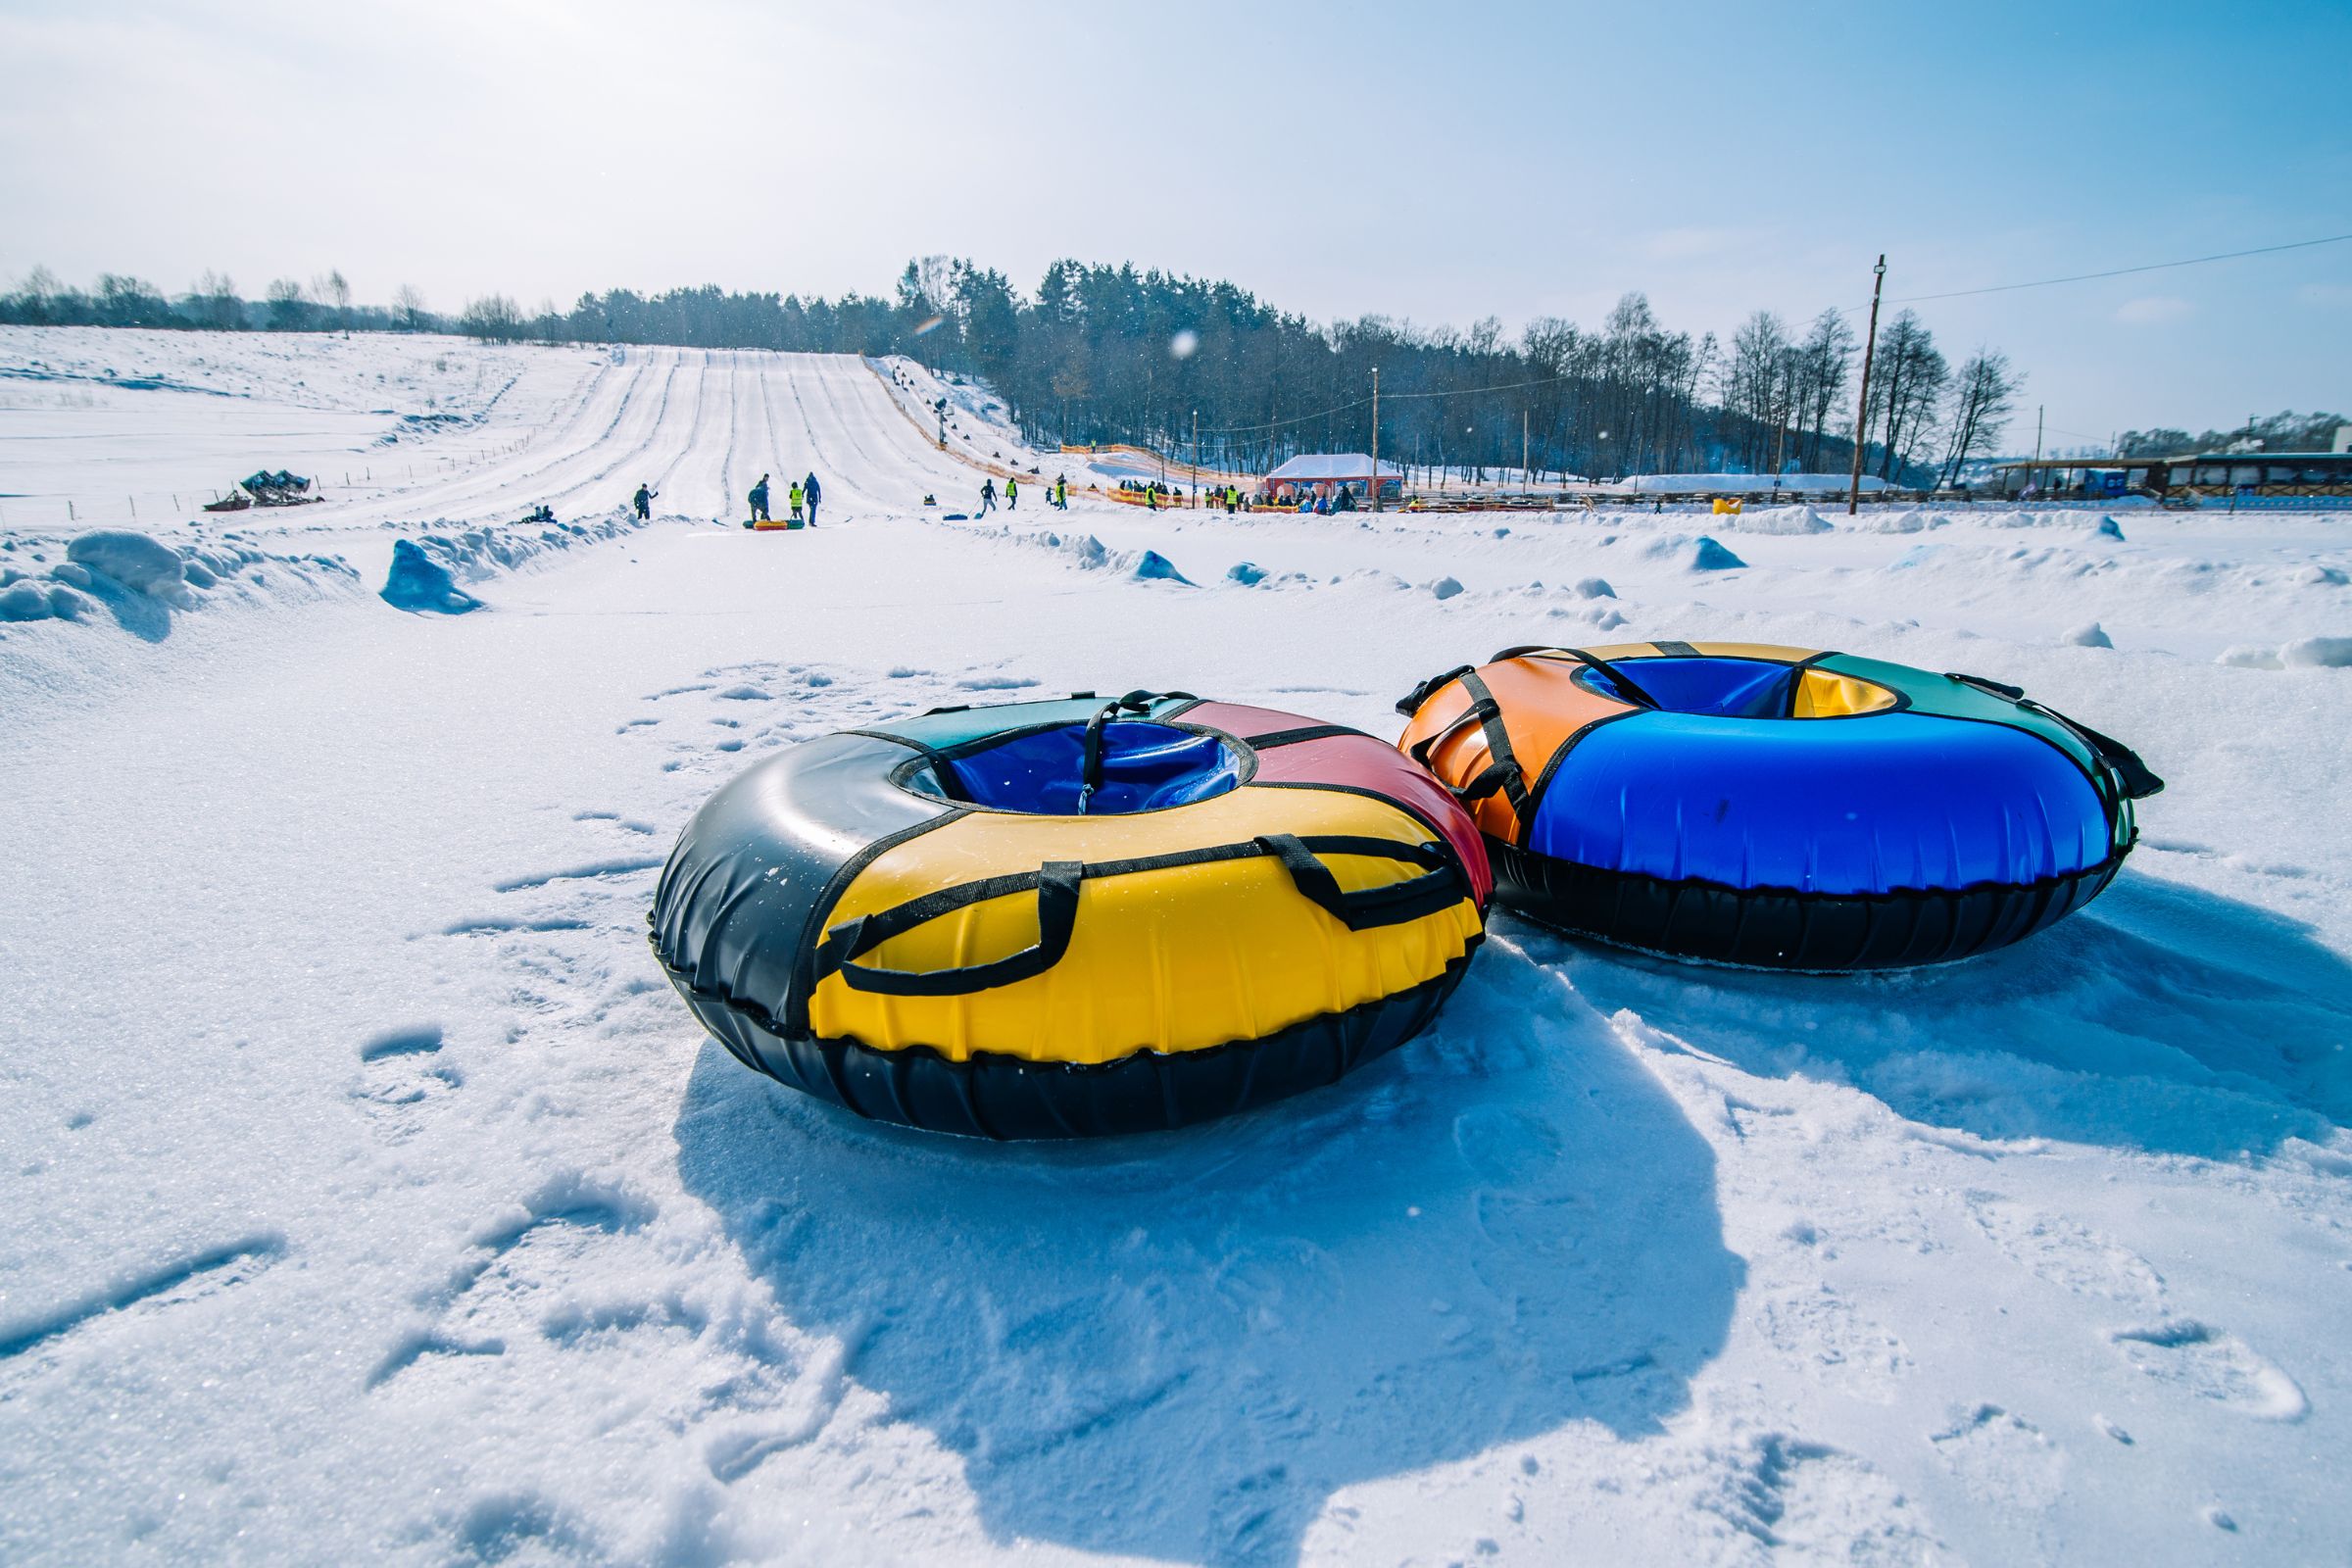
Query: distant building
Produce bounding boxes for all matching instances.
[1992,452,2352,500]
[1621,473,1887,498]
[2333,422,2350,454]
[1260,453,1404,501]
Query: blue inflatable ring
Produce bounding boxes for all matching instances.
[1396,641,2163,968]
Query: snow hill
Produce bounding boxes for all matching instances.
[3,326,2350,1567]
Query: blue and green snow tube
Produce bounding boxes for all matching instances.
[1396,641,2164,969]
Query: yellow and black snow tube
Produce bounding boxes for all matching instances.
[651,691,1491,1138]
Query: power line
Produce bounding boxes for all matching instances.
[1197,231,2352,443]
[1867,231,2352,311]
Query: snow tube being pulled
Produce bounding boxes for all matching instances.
[1396,642,2162,969]
[651,690,1490,1138]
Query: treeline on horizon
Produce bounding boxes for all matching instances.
[4,262,2338,483]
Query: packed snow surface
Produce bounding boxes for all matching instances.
[3,327,2351,1566]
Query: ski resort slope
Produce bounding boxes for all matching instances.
[0,331,1017,539]
[3,329,2352,1567]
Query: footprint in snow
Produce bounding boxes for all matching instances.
[1965,1193,2166,1309]
[0,1234,284,1367]
[1929,1403,2067,1510]
[354,1024,461,1143]
[2108,1320,2308,1421]
[1756,1284,1913,1402]
[368,1173,654,1389]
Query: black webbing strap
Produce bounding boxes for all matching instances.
[1252,834,1467,932]
[1945,672,2166,801]
[815,861,1085,996]
[1078,689,1201,812]
[1245,723,1365,750]
[1545,648,1663,710]
[1451,670,1533,816]
[1484,645,1663,711]
[1395,663,1475,717]
[813,833,1466,996]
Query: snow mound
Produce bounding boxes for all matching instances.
[1850,509,1945,535]
[0,581,58,621]
[1690,535,1747,570]
[67,529,186,601]
[2280,635,2352,669]
[2067,622,2115,649]
[1725,505,1833,536]
[1573,577,1616,600]
[1133,550,1193,585]
[2217,645,2284,669]
[1429,575,1465,600]
[2094,516,2127,541]
[1226,561,1267,586]
[380,540,483,614]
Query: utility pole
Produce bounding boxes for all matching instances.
[1370,367,1382,513]
[1191,408,1199,506]
[1845,254,1886,515]
[2034,405,2044,464]
[1522,407,1530,491]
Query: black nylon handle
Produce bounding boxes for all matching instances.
[820,861,1085,996]
[1946,671,2166,801]
[1254,833,1467,932]
[1396,663,1475,717]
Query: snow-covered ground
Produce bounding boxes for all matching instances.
[3,327,2349,1566]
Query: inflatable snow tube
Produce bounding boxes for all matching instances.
[1396,642,2162,969]
[652,690,1491,1138]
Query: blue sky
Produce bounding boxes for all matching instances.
[2,0,2345,443]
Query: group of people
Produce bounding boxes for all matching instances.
[975,473,1072,515]
[745,471,822,527]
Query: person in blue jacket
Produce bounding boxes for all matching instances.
[749,474,770,523]
[803,472,821,527]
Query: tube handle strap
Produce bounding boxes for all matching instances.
[1395,663,1476,717]
[1496,645,1663,710]
[814,830,1469,996]
[1945,671,2166,801]
[1078,689,1201,812]
[1403,673,1532,818]
[1253,833,1469,932]
[817,862,1083,996]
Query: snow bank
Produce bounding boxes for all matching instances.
[1720,505,1834,535]
[380,540,482,614]
[2280,635,2352,668]
[1132,549,1193,585]
[1690,535,1747,570]
[67,530,187,601]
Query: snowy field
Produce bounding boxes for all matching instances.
[3,327,2350,1566]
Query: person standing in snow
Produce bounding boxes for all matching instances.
[787,480,805,524]
[803,472,821,527]
[1005,475,1019,511]
[978,478,997,515]
[633,483,655,520]
[749,474,770,524]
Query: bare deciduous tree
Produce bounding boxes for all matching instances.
[1938,350,2022,487]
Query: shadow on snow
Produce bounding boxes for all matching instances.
[1549,869,2352,1160]
[673,939,1739,1567]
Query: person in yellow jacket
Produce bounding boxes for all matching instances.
[1006,475,1020,511]
[788,481,805,524]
